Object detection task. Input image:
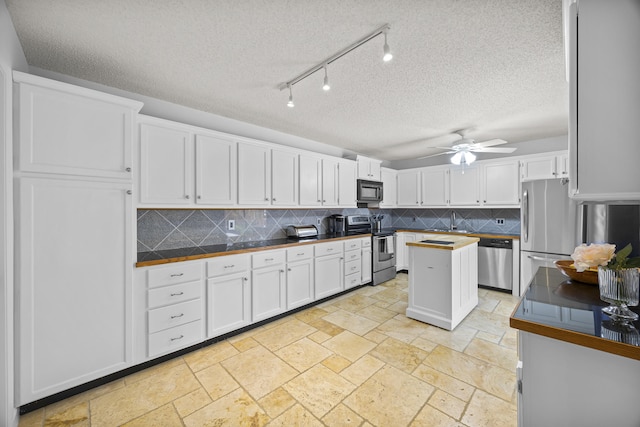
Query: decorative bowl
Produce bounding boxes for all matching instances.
[554,260,599,285]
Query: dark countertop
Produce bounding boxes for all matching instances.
[137,232,371,267]
[395,228,520,239]
[510,267,640,361]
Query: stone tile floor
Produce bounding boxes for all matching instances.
[18,273,520,426]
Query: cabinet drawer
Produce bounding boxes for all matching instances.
[345,259,361,276]
[207,254,250,277]
[345,272,361,289]
[252,250,286,269]
[361,238,372,248]
[148,320,202,358]
[148,262,202,289]
[286,245,313,262]
[148,299,201,333]
[315,241,343,257]
[344,250,361,263]
[148,281,201,309]
[344,239,362,251]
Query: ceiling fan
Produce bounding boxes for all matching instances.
[418,132,517,165]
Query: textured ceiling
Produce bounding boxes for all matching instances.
[5,0,568,162]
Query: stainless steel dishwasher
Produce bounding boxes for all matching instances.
[477,237,513,291]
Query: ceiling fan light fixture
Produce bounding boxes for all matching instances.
[383,32,393,62]
[287,85,294,108]
[463,151,476,164]
[450,150,476,165]
[322,65,330,91]
[451,152,463,165]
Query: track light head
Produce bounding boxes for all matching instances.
[383,32,393,62]
[322,65,330,91]
[287,85,294,108]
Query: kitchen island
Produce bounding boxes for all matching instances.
[405,234,479,330]
[510,267,640,427]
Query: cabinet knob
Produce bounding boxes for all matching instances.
[288,268,292,271]
[484,200,486,203]
[125,167,132,172]
[280,269,285,273]
[317,199,321,202]
[243,277,248,281]
[197,195,201,199]
[476,200,479,203]
[265,198,269,201]
[126,190,132,195]
[323,200,326,202]
[272,198,276,201]
[185,195,190,199]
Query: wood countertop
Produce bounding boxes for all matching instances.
[136,233,371,267]
[395,229,519,240]
[510,267,640,361]
[406,233,480,250]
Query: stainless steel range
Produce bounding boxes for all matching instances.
[345,215,396,286]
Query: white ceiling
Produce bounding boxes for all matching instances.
[5,0,568,163]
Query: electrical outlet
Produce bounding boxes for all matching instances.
[412,216,417,222]
[495,218,505,225]
[228,219,235,230]
[316,218,321,226]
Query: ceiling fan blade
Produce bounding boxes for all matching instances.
[416,151,455,160]
[474,139,508,148]
[471,147,517,153]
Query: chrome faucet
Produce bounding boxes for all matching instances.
[450,211,457,231]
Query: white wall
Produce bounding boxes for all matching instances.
[0,1,27,425]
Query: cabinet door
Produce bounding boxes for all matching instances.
[287,260,314,310]
[449,167,480,206]
[252,266,287,322]
[207,273,251,338]
[322,159,339,206]
[397,171,420,207]
[521,156,557,181]
[140,123,193,205]
[483,161,520,206]
[299,155,322,206]
[368,161,382,181]
[15,77,137,178]
[238,143,271,205]
[16,177,132,405]
[195,134,237,205]
[362,248,373,284]
[271,149,298,206]
[397,233,417,271]
[314,254,344,299]
[421,168,449,207]
[380,168,397,208]
[558,153,569,178]
[338,161,357,207]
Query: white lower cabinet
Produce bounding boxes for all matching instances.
[16,177,133,405]
[251,250,287,322]
[314,241,345,299]
[396,232,417,271]
[207,254,251,338]
[362,239,373,284]
[344,239,362,290]
[286,246,314,309]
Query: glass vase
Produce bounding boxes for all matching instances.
[598,266,639,321]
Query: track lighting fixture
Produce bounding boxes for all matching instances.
[322,65,330,91]
[287,85,294,108]
[383,31,393,62]
[280,24,392,107]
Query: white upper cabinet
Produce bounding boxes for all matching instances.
[397,170,421,207]
[195,134,237,205]
[520,153,564,181]
[140,121,194,205]
[421,167,449,207]
[271,149,298,206]
[322,158,339,206]
[380,167,397,208]
[356,155,382,181]
[14,71,142,179]
[482,160,520,206]
[569,0,640,200]
[299,154,322,206]
[449,166,480,206]
[238,142,271,206]
[337,160,357,207]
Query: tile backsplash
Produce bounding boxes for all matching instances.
[137,208,520,253]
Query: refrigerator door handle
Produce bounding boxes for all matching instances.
[522,189,529,243]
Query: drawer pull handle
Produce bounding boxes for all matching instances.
[170,292,184,296]
[170,273,184,277]
[351,266,357,271]
[280,269,285,273]
[327,248,334,251]
[288,268,292,271]
[243,277,248,281]
[170,313,184,319]
[170,335,184,341]
[265,258,274,261]
[224,265,235,269]
[297,252,305,256]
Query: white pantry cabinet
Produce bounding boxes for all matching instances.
[482,160,520,206]
[13,72,142,179]
[379,167,397,208]
[449,166,480,206]
[206,254,252,338]
[15,177,133,405]
[568,0,640,201]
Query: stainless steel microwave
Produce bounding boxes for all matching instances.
[357,179,383,202]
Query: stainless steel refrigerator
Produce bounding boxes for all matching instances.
[520,179,580,292]
[521,178,640,292]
